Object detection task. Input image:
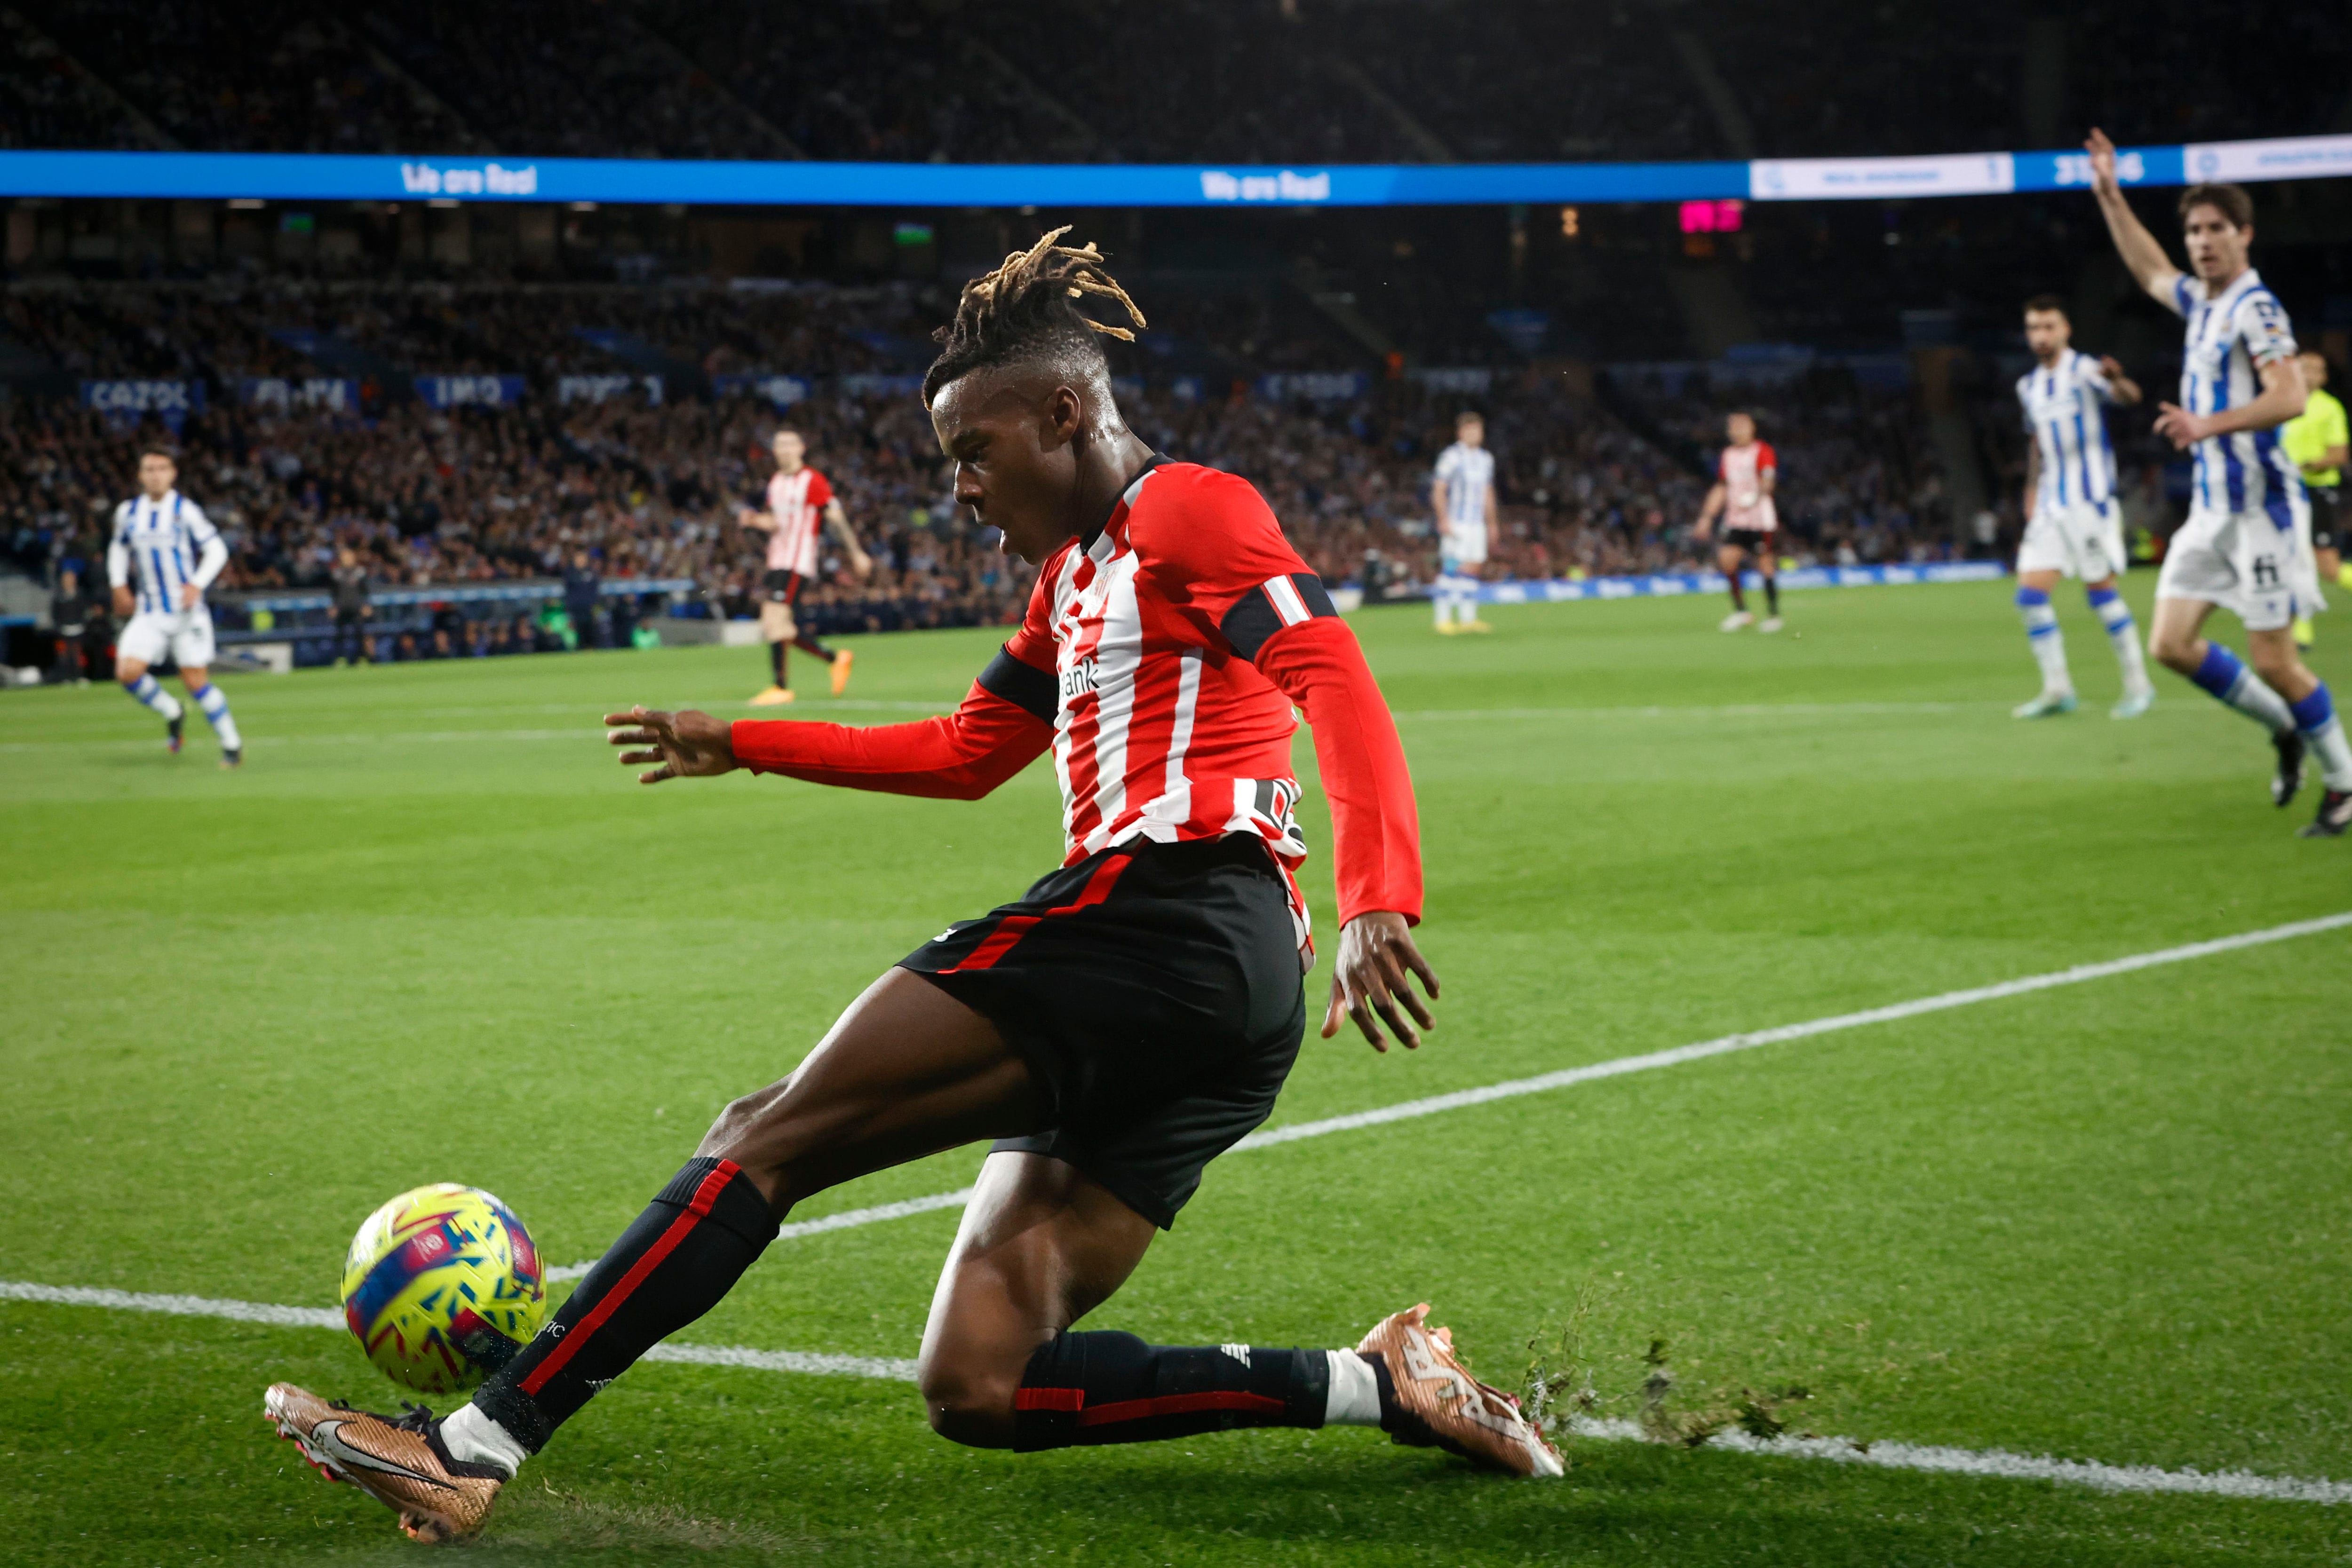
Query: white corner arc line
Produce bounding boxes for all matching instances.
[567,908,2352,1265]
[2,1279,2342,1503]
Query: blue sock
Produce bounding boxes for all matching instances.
[187,681,241,751]
[2015,586,2069,690]
[2189,644,2293,732]
[2293,682,2352,788]
[2085,586,2151,691]
[122,673,182,721]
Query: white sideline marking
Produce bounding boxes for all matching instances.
[3,1278,2341,1503]
[0,1278,919,1383]
[0,1280,344,1330]
[547,908,2352,1268]
[1565,1418,2352,1505]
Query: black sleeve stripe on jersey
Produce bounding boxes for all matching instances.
[1219,571,1339,661]
[977,644,1057,723]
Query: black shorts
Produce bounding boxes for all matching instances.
[763,569,808,604]
[1724,528,1774,558]
[900,835,1307,1229]
[2310,486,2340,554]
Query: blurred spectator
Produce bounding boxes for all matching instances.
[330,546,373,665]
[562,549,601,650]
[47,565,98,682]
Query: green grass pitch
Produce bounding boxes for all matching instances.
[5,576,2351,1566]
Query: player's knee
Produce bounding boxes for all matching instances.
[699,1083,790,1164]
[2147,626,2198,671]
[917,1357,1017,1448]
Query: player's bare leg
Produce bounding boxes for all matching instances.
[1716,543,1753,631]
[753,602,794,704]
[918,1148,1556,1473]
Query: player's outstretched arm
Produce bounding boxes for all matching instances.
[1694,482,1725,540]
[606,706,740,784]
[2084,129,2183,307]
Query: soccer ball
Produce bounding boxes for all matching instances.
[340,1183,548,1394]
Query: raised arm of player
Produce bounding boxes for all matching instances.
[2084,128,2184,308]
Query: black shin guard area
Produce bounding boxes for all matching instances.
[1011,1331,1330,1451]
[471,1156,773,1450]
[1764,577,1780,615]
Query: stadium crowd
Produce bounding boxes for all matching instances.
[4,0,2341,166]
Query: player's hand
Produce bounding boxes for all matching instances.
[852,550,874,579]
[604,705,739,784]
[1322,911,1439,1052]
[179,582,201,610]
[111,586,134,618]
[2153,401,2209,449]
[2085,128,2119,196]
[735,507,766,531]
[2098,355,2128,381]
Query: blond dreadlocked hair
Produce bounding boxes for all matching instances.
[922,227,1147,406]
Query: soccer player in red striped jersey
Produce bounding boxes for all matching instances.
[263,232,1560,1540]
[739,428,871,705]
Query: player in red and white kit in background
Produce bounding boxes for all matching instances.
[738,427,873,705]
[1693,411,1784,633]
[263,230,1558,1548]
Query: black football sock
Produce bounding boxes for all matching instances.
[768,640,786,685]
[469,1157,774,1451]
[1011,1330,1333,1450]
[792,632,835,662]
[1727,576,1746,612]
[1764,576,1780,616]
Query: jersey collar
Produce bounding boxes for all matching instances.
[1081,452,1167,554]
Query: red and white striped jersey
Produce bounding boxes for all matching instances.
[1007,458,1321,870]
[729,455,1423,947]
[763,466,833,576]
[1716,441,1778,533]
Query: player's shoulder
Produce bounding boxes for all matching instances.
[1129,459,1274,528]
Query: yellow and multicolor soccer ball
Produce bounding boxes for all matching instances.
[340,1183,547,1394]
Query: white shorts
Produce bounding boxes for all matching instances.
[2155,500,2321,633]
[2018,499,2126,583]
[1439,523,1487,568]
[118,608,216,669]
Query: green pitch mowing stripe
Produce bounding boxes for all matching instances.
[7,1279,2349,1506]
[530,907,2352,1268]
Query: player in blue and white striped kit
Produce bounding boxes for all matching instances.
[2086,130,2351,835]
[106,447,242,767]
[2009,296,2156,719]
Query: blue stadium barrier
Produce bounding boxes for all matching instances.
[0,134,2345,207]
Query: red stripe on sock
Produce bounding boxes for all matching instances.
[1076,1391,1287,1427]
[1013,1386,1086,1413]
[946,855,1132,973]
[519,1160,741,1397]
